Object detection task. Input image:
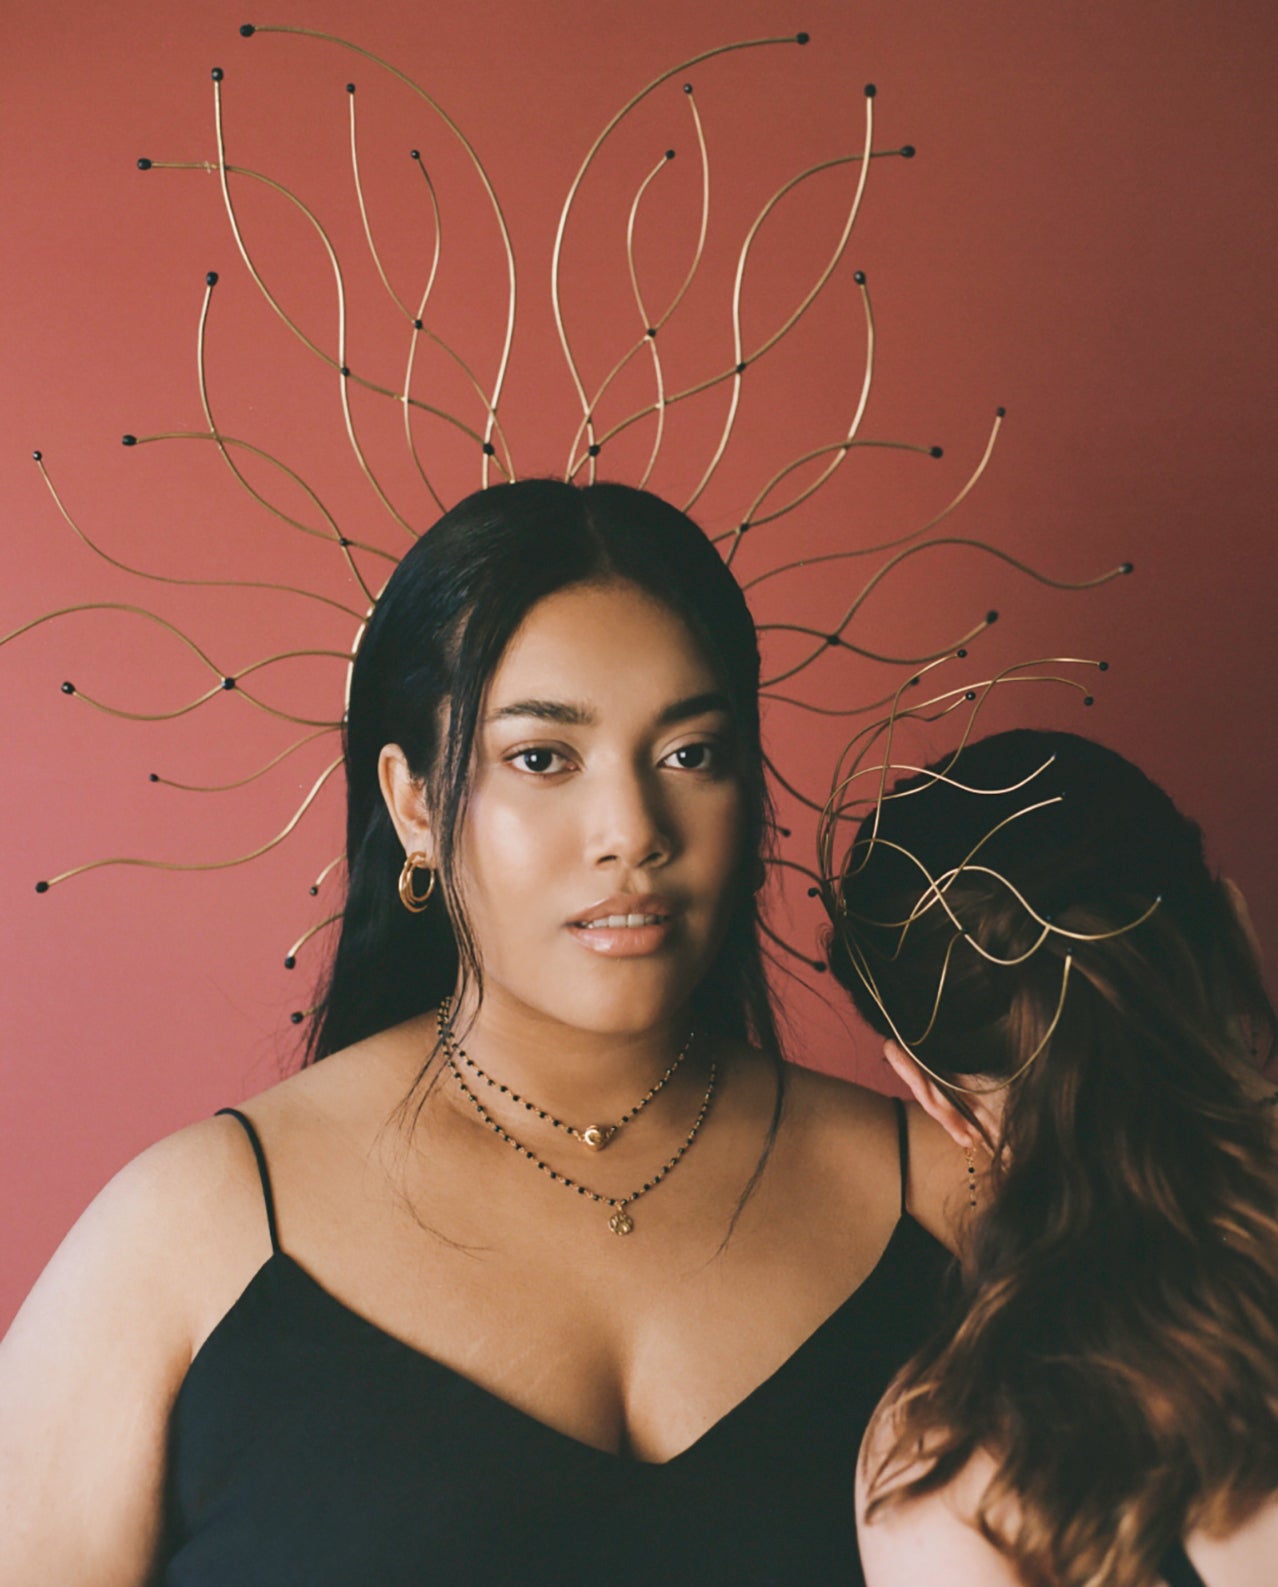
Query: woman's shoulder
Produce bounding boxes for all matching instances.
[779,1060,963,1249]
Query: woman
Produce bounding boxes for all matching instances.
[826,728,1278,1587]
[0,480,959,1585]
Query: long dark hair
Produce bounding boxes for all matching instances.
[308,478,781,1069]
[830,729,1278,1587]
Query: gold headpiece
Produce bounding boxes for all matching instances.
[3,26,1129,1009]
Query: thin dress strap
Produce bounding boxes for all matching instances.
[216,1107,281,1255]
[892,1096,910,1218]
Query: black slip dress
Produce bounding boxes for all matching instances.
[159,1099,953,1586]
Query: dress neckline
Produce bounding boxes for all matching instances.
[179,1212,946,1468]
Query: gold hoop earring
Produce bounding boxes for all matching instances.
[398,852,436,913]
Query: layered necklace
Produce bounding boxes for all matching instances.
[436,997,715,1236]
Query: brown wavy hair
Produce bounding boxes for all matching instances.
[828,729,1278,1587]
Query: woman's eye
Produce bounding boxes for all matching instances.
[510,747,565,775]
[665,741,717,772]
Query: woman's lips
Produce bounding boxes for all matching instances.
[566,896,678,957]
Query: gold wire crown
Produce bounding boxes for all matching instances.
[817,727,1160,1095]
[3,25,1131,1004]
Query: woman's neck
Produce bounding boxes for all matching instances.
[439,989,699,1123]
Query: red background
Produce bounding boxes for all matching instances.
[3,0,1275,1330]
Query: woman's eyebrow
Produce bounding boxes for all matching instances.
[485,690,731,728]
[486,699,594,726]
[656,691,733,727]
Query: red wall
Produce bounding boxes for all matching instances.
[3,0,1275,1329]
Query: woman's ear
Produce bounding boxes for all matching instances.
[883,1040,979,1150]
[378,744,437,865]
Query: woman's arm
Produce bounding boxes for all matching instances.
[0,1118,262,1585]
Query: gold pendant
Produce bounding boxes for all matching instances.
[608,1208,634,1236]
[580,1124,617,1152]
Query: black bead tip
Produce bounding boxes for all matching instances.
[482,442,495,456]
[964,690,977,701]
[122,434,137,446]
[864,83,877,98]
[206,270,219,287]
[645,326,657,338]
[900,145,916,159]
[996,405,1007,417]
[930,445,944,458]
[289,1011,304,1024]
[778,826,791,839]
[346,82,355,94]
[148,772,159,782]
[308,885,319,896]
[136,157,152,170]
[221,676,236,690]
[413,318,423,330]
[824,633,840,647]
[909,676,920,687]
[239,24,256,37]
[956,647,968,659]
[1083,695,1095,707]
[814,962,827,974]
[665,149,675,160]
[284,955,296,970]
[410,148,421,160]
[588,443,601,457]
[211,67,224,81]
[682,83,693,94]
[32,449,42,461]
[60,681,75,694]
[1098,660,1110,672]
[796,31,810,44]
[735,360,747,374]
[338,536,351,548]
[986,609,999,624]
[34,881,49,894]
[1120,561,1134,574]
[807,886,820,897]
[339,365,350,377]
[853,270,866,285]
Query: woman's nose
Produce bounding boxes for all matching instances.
[587,765,674,872]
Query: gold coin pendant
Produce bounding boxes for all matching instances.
[608,1208,634,1236]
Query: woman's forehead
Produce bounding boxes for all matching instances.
[485,582,726,716]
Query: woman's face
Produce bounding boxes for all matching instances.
[451,579,748,1037]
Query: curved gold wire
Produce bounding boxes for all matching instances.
[725,270,875,566]
[284,910,343,967]
[33,452,363,620]
[192,278,384,605]
[564,84,713,487]
[149,727,338,792]
[552,34,804,463]
[310,854,345,894]
[34,757,343,892]
[760,537,1127,691]
[0,603,347,727]
[761,609,995,687]
[244,24,518,488]
[197,111,509,475]
[686,93,876,514]
[737,408,1006,583]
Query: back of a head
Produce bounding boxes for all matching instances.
[832,729,1278,1587]
[831,728,1270,1092]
